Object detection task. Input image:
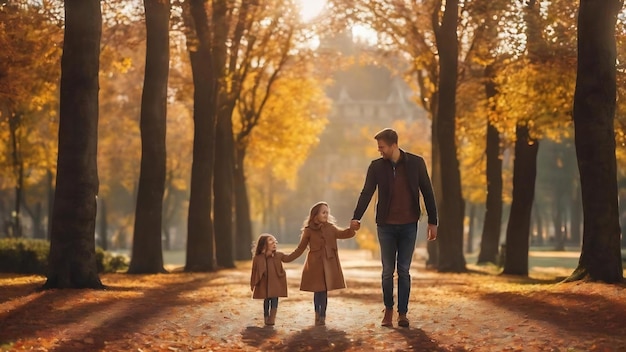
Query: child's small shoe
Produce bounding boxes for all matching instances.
[316,315,325,326]
[267,308,277,325]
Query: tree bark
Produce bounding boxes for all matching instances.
[185,0,217,272]
[466,203,475,253]
[128,0,170,274]
[98,197,108,250]
[565,0,623,283]
[234,148,253,260]
[213,0,255,268]
[43,0,103,289]
[502,125,538,276]
[214,108,235,268]
[434,0,466,273]
[477,65,503,265]
[501,0,542,276]
[427,98,440,269]
[9,113,23,238]
[570,179,582,246]
[46,169,54,240]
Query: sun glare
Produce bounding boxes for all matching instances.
[297,0,326,22]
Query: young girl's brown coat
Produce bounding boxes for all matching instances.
[250,251,299,299]
[290,222,356,292]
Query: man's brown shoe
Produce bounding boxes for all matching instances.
[381,308,393,327]
[398,313,409,327]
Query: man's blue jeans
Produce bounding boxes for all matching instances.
[377,223,418,314]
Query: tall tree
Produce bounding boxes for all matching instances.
[502,125,538,275]
[213,1,254,268]
[43,0,103,289]
[477,64,503,264]
[502,0,543,276]
[128,0,170,274]
[491,0,577,273]
[231,0,301,260]
[565,0,623,283]
[185,0,216,271]
[183,0,228,271]
[434,0,466,272]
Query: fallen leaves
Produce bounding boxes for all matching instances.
[1,254,625,351]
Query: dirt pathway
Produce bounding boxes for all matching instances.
[1,249,625,351]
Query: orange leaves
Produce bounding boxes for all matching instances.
[2,255,626,351]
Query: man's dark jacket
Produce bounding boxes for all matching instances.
[352,149,438,225]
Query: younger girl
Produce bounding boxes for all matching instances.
[289,201,359,325]
[250,233,298,326]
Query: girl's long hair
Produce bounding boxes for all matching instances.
[301,201,336,230]
[252,233,273,256]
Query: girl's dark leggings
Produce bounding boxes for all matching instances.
[314,291,328,317]
[263,297,278,316]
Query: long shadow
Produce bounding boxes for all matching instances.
[480,290,626,338]
[394,326,464,352]
[277,326,354,352]
[51,274,217,352]
[0,272,221,351]
[0,276,46,304]
[241,325,277,348]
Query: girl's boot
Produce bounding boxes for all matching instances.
[317,315,325,326]
[267,308,277,325]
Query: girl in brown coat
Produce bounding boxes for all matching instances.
[250,234,299,325]
[289,201,359,325]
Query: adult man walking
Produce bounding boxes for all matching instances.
[351,128,438,327]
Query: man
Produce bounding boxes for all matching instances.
[351,128,438,328]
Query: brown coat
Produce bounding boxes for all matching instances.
[288,222,356,292]
[250,251,297,299]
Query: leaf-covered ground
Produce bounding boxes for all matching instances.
[1,249,625,351]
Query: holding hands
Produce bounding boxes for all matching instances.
[350,219,361,231]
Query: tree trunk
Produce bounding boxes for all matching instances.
[565,0,623,283]
[426,107,440,269]
[9,113,23,238]
[234,148,253,260]
[501,0,541,276]
[43,0,103,289]
[466,203,475,253]
[477,65,503,264]
[98,197,108,250]
[212,0,255,268]
[434,0,466,273]
[128,0,170,274]
[571,179,582,246]
[47,169,54,240]
[213,109,235,268]
[185,0,217,272]
[502,125,538,276]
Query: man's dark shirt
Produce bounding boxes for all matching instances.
[353,149,438,226]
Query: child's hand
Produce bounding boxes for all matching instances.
[350,220,361,231]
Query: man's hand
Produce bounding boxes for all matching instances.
[427,224,438,241]
[350,219,361,231]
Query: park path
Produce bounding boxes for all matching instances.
[2,249,625,351]
[159,249,624,352]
